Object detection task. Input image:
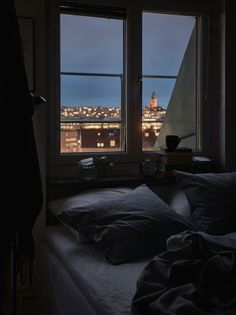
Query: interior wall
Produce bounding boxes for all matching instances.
[15,0,47,247]
[206,0,236,172]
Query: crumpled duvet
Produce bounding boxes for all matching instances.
[132,230,236,315]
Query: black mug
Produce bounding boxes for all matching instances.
[165,135,181,151]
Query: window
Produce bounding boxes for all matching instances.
[142,13,197,151]
[60,9,125,154]
[52,1,203,171]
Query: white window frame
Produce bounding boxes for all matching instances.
[47,0,208,178]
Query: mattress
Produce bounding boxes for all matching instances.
[35,225,150,315]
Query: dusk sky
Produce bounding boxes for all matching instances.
[60,12,195,109]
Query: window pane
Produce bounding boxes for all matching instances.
[143,13,195,75]
[60,13,124,154]
[142,13,197,151]
[61,75,122,110]
[61,122,122,153]
[142,78,176,109]
[142,79,174,151]
[61,14,123,73]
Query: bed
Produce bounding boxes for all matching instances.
[35,171,236,315]
[35,225,149,315]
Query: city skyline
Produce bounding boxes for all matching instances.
[61,91,166,120]
[61,90,164,110]
[60,91,166,152]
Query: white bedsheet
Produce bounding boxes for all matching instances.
[35,226,150,315]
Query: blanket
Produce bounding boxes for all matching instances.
[132,230,236,315]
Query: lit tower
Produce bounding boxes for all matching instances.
[149,91,158,109]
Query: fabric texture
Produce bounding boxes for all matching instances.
[174,171,236,234]
[1,0,43,291]
[149,184,191,217]
[35,226,148,315]
[132,230,236,315]
[49,187,132,241]
[58,184,194,264]
[49,187,133,215]
[2,0,43,254]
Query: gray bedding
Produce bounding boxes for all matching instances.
[132,230,236,315]
[40,182,236,315]
[35,225,149,315]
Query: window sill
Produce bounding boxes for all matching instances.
[48,174,174,187]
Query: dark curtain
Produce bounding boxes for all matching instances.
[1,0,43,297]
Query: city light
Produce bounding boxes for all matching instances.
[60,92,166,153]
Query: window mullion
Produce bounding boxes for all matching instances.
[126,5,142,161]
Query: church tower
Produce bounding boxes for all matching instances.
[149,91,158,109]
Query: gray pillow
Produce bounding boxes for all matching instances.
[58,184,195,264]
[49,187,132,240]
[174,171,236,234]
[149,184,191,217]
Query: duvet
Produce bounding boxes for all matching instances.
[132,230,236,315]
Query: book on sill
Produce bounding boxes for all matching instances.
[192,156,217,164]
[159,146,193,153]
[158,168,193,177]
[192,156,218,172]
[158,163,193,173]
[158,154,193,165]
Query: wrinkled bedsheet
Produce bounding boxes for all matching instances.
[132,230,236,315]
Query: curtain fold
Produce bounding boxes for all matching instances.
[2,0,43,273]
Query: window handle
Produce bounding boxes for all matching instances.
[137,75,143,83]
